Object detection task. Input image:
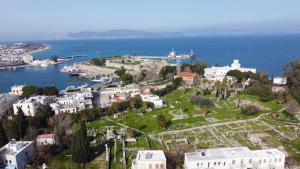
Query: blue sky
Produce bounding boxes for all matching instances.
[1,0,300,40]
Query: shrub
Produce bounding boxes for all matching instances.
[190,95,213,107]
[241,105,260,115]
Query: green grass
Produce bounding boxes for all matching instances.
[125,61,141,65]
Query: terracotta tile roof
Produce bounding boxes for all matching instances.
[175,72,198,78]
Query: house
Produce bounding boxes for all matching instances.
[174,72,198,86]
[0,94,19,118]
[132,150,166,169]
[184,147,285,169]
[140,92,163,108]
[100,84,140,107]
[10,85,25,96]
[50,87,93,114]
[272,77,287,93]
[0,139,34,169]
[13,96,54,116]
[36,134,56,145]
[204,60,256,82]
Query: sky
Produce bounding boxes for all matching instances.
[1,0,300,40]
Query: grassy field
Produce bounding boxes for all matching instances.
[87,89,283,134]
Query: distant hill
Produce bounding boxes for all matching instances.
[65,29,163,40]
[64,24,300,40]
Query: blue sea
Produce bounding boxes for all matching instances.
[0,35,300,92]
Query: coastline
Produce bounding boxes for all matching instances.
[31,44,51,54]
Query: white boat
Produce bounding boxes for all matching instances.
[60,65,76,73]
[40,62,49,67]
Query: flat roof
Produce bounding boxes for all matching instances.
[0,140,32,156]
[136,150,166,161]
[185,147,284,161]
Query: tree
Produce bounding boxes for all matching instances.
[165,144,193,169]
[284,60,300,103]
[28,105,55,129]
[119,73,133,84]
[190,61,207,75]
[0,122,8,147]
[22,86,42,98]
[50,114,73,150]
[71,121,90,168]
[42,87,59,96]
[157,114,167,128]
[246,82,274,101]
[16,108,27,139]
[2,119,18,140]
[241,104,261,115]
[114,68,127,77]
[159,66,176,79]
[90,57,106,66]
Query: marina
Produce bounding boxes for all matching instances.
[0,35,300,92]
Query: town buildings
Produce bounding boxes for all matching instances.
[36,134,56,145]
[174,72,199,86]
[140,92,163,108]
[272,77,287,93]
[0,140,34,169]
[50,87,93,114]
[132,150,166,169]
[13,95,54,116]
[0,94,19,118]
[10,85,25,96]
[184,147,285,169]
[100,84,140,107]
[204,60,256,82]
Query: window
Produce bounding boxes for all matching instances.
[218,162,221,165]
[263,159,266,163]
[197,163,199,167]
[149,164,152,169]
[224,162,226,166]
[275,158,277,162]
[214,162,217,165]
[259,160,262,164]
[279,158,281,162]
[241,159,244,164]
[208,162,210,167]
[249,159,252,163]
[232,160,236,165]
[160,164,164,169]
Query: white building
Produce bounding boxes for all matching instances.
[100,84,140,107]
[272,77,288,93]
[36,134,56,145]
[184,147,285,169]
[140,92,163,108]
[13,95,54,116]
[0,140,34,169]
[0,94,19,118]
[132,150,166,169]
[273,77,287,85]
[50,87,93,114]
[204,60,256,81]
[10,85,25,96]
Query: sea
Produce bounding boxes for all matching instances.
[0,34,300,93]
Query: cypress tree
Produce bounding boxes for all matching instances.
[71,121,90,168]
[16,108,27,139]
[0,122,8,147]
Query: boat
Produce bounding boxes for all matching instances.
[91,77,104,83]
[40,62,49,67]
